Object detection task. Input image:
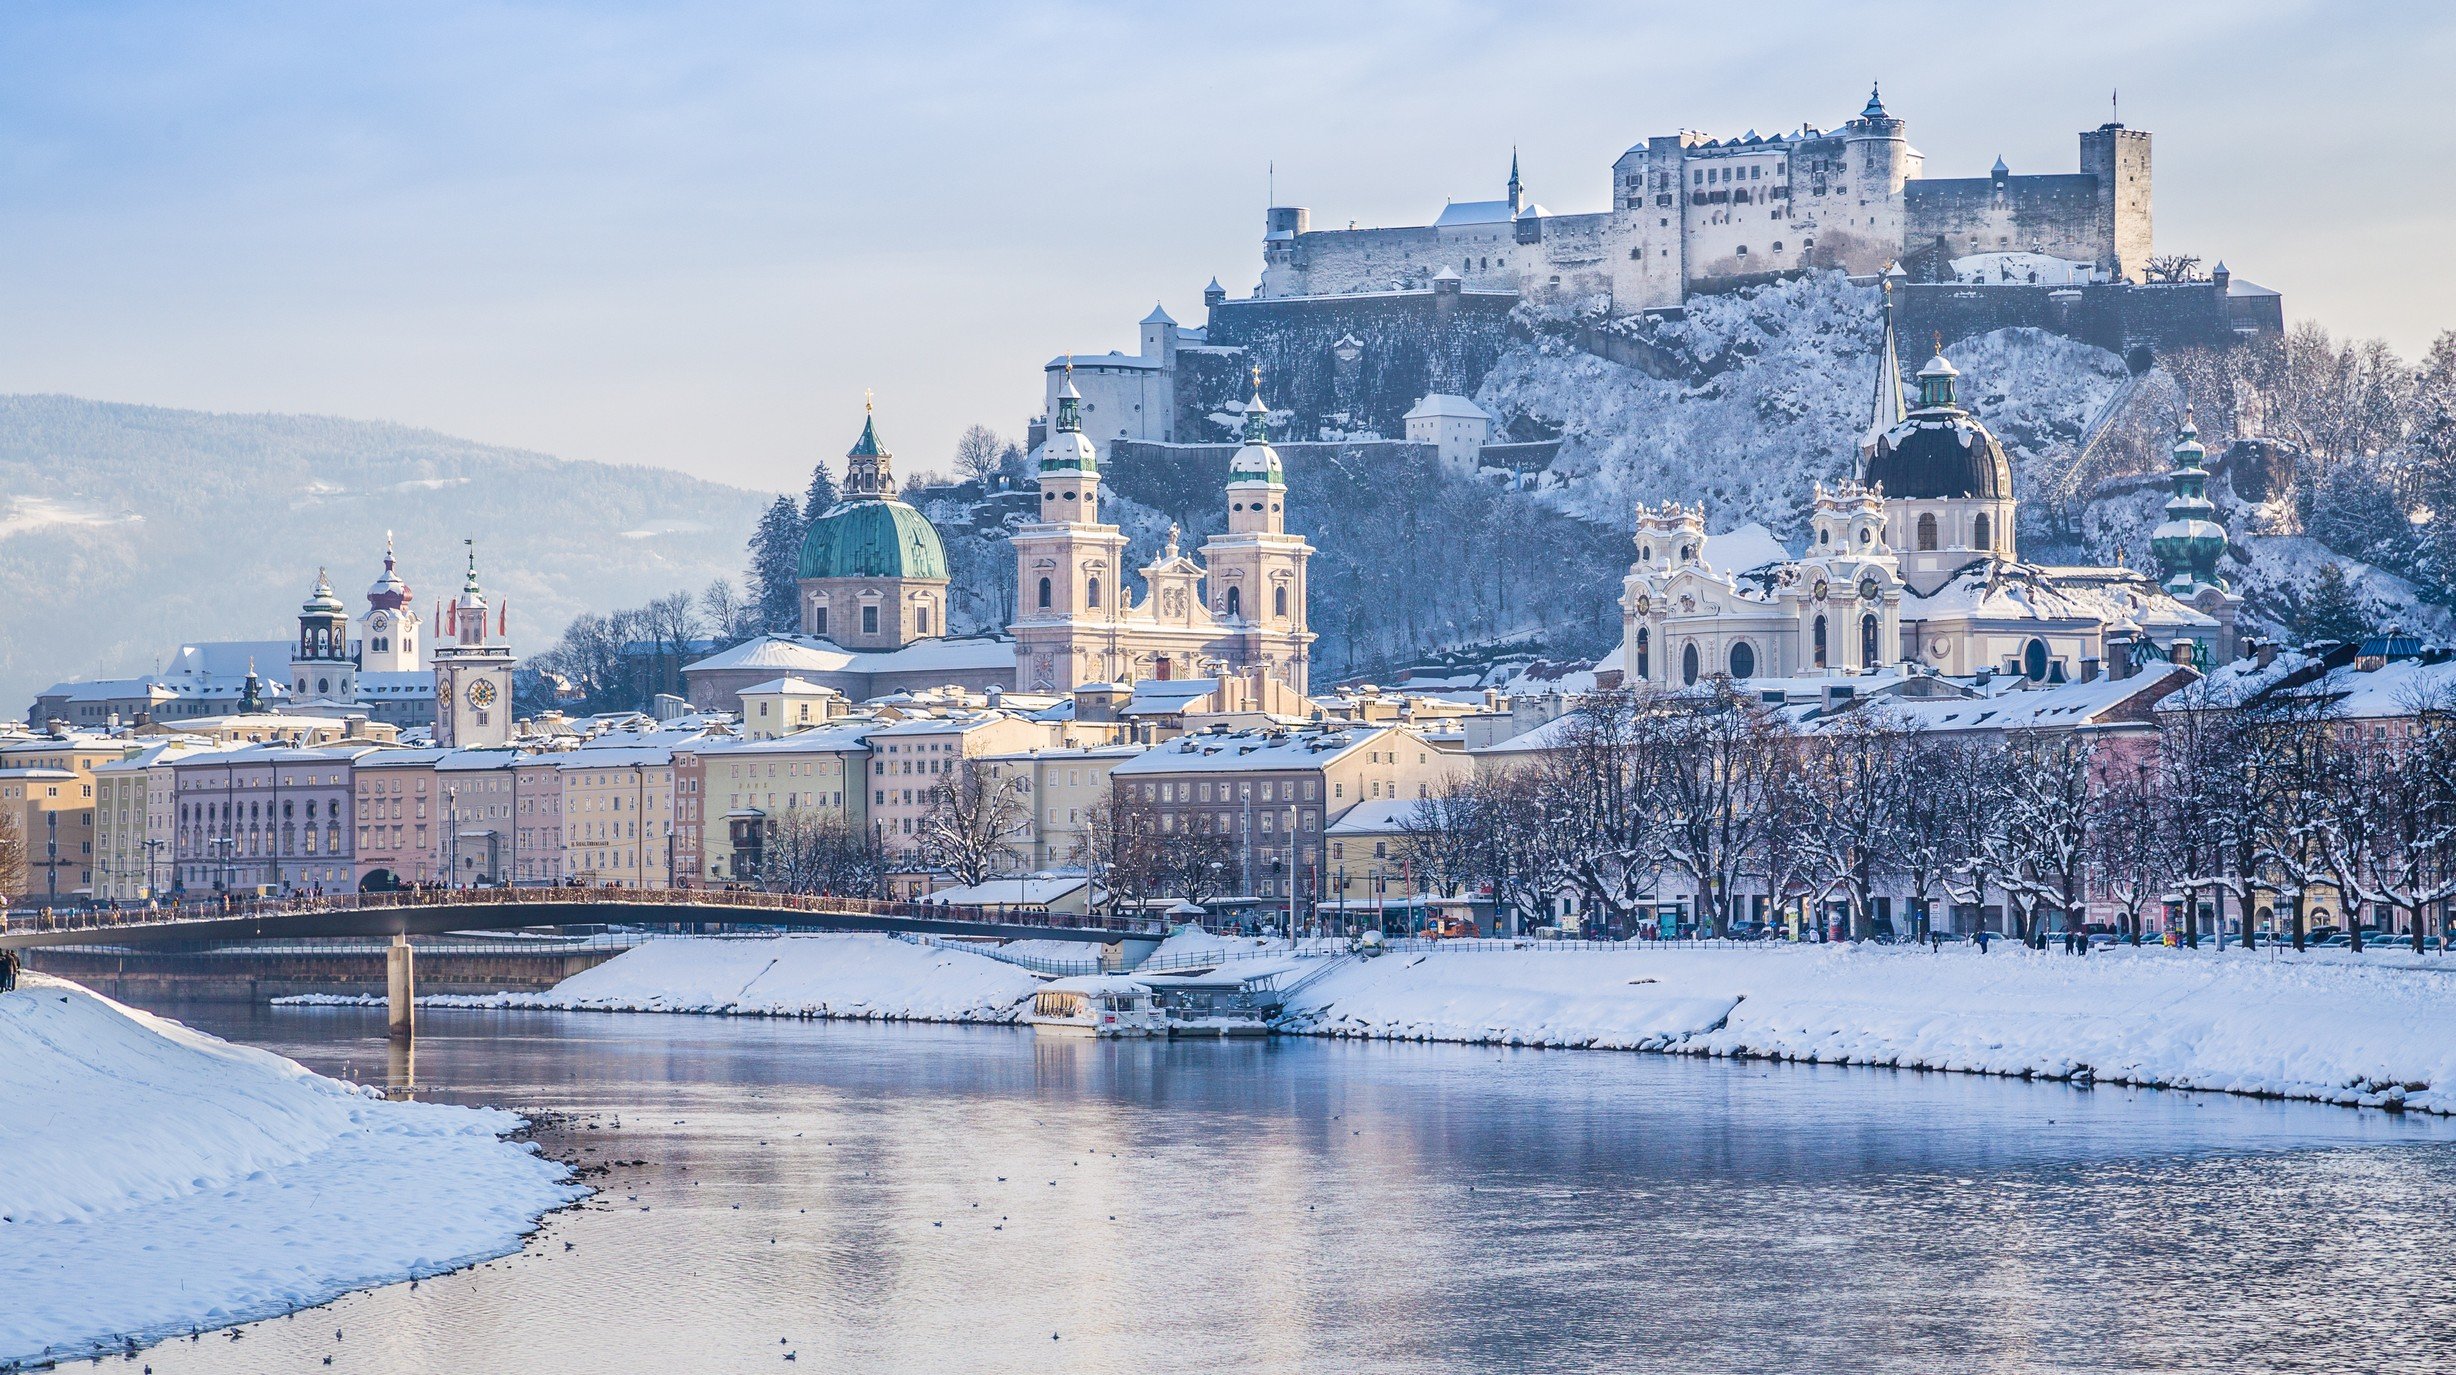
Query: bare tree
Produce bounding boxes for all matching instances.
[1395,775,1486,899]
[1650,682,1788,937]
[1998,733,2098,946]
[1798,709,1919,941]
[2141,253,2203,284]
[953,424,1006,489]
[916,760,1030,887]
[761,810,886,897]
[0,809,23,911]
[2091,754,2167,945]
[1897,734,2001,939]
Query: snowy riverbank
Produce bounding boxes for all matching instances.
[0,975,582,1369]
[274,933,2456,1116]
[1280,943,2456,1113]
[284,933,1048,1022]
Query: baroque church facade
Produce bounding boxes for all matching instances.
[1621,301,2239,690]
[1010,371,1316,696]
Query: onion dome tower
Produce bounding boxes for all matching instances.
[361,533,422,672]
[2152,410,2229,596]
[795,400,949,649]
[291,568,356,701]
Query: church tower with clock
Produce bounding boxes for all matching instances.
[431,543,517,747]
[361,533,423,672]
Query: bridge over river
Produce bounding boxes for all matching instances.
[2,888,1167,1037]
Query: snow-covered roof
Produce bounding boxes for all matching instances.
[1701,523,1788,574]
[1043,350,1164,371]
[1403,393,1490,422]
[1119,678,1223,716]
[739,676,840,697]
[1326,799,1426,835]
[688,722,877,757]
[2296,657,2456,720]
[1908,561,2218,631]
[1433,199,1546,227]
[683,633,1015,678]
[920,875,1095,908]
[1112,726,1397,776]
[1862,663,2188,734]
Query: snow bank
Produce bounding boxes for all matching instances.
[1282,944,2456,1113]
[310,934,1046,1023]
[0,975,581,1367]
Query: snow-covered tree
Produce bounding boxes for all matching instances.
[952,424,1005,489]
[915,760,1029,888]
[748,495,805,634]
[761,811,886,898]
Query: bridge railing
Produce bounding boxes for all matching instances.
[2,885,1167,940]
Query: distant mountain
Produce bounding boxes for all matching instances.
[0,395,770,718]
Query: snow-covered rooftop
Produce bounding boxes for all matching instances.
[1403,393,1490,422]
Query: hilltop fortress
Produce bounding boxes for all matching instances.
[1260,86,2151,309]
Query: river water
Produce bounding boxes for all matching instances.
[128,1002,2456,1375]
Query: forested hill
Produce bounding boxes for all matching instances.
[0,394,767,715]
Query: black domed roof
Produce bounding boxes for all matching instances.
[1862,353,2013,501]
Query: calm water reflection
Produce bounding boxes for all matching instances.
[132,1002,2456,1375]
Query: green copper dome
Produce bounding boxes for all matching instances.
[797,498,948,581]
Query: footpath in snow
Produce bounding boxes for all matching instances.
[0,975,582,1369]
[1280,942,2456,1113]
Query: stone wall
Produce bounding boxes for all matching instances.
[1905,173,2107,267]
[1202,289,1519,438]
[1893,280,2266,369]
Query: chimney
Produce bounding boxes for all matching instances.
[2254,638,2278,671]
[2169,639,2195,666]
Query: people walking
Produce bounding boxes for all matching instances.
[0,946,20,993]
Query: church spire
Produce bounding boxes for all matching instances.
[1229,365,1285,493]
[1507,147,1522,213]
[1862,268,1909,457]
[842,394,898,499]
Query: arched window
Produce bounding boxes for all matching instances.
[1273,585,1288,618]
[1086,576,1102,609]
[1635,628,1650,680]
[1916,512,1938,551]
[1812,615,1828,669]
[1729,642,1756,679]
[1974,512,1993,553]
[1037,577,1052,609]
[1681,643,1700,686]
[2023,638,2049,682]
[1226,586,1242,618]
[1861,614,1880,669]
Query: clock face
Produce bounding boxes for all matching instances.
[466,677,499,708]
[369,611,390,631]
[1858,577,1882,602]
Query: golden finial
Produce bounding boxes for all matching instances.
[865,388,874,413]
[1250,361,1263,394]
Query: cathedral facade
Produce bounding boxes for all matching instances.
[1622,309,2238,690]
[1010,372,1315,695]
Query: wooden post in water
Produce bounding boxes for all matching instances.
[386,933,414,1041]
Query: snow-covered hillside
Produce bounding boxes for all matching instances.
[1481,274,2128,546]
[0,975,581,1366]
[0,395,769,718]
[1476,272,2451,646]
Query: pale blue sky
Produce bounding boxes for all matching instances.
[4,1,2452,492]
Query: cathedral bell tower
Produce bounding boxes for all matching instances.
[1199,370,1315,690]
[1009,366,1134,689]
[430,542,517,748]
[291,569,356,701]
